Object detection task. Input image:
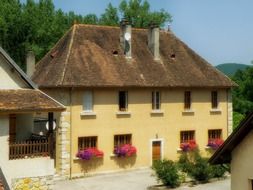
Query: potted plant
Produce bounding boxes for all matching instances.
[114,144,137,157]
[180,140,197,152]
[207,139,224,150]
[76,147,104,160]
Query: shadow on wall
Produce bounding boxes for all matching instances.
[75,158,104,173]
[111,155,137,169]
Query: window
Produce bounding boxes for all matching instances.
[114,134,132,147]
[78,136,97,150]
[152,91,161,110]
[184,91,191,110]
[180,131,195,143]
[211,91,218,109]
[208,129,222,140]
[119,91,128,111]
[83,91,93,112]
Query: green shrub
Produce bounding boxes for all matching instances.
[177,152,191,173]
[188,155,212,182]
[152,159,180,188]
[178,150,212,183]
[210,164,227,178]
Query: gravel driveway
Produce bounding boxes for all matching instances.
[54,169,230,190]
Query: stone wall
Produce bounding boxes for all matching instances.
[56,111,71,178]
[227,89,233,135]
[12,175,53,190]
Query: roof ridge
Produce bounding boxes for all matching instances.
[75,23,149,31]
[60,24,77,85]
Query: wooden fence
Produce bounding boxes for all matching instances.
[9,139,50,160]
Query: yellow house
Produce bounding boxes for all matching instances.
[32,22,235,178]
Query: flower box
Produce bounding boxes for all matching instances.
[207,139,224,150]
[76,148,104,160]
[114,144,137,157]
[180,140,197,152]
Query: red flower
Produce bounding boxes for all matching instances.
[180,140,197,152]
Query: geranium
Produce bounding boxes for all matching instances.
[114,144,137,157]
[180,140,197,152]
[207,139,224,150]
[76,148,104,160]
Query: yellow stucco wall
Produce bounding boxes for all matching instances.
[44,88,230,176]
[231,130,253,190]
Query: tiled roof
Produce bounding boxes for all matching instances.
[0,89,65,112]
[33,24,236,88]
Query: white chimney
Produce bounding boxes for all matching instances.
[26,50,35,78]
[148,23,160,61]
[120,19,132,59]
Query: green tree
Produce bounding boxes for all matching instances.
[83,14,99,24]
[99,3,119,26]
[119,0,172,28]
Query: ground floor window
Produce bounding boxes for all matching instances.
[78,136,97,150]
[180,130,195,143]
[208,129,222,140]
[114,134,132,147]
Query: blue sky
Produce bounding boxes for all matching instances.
[21,0,253,65]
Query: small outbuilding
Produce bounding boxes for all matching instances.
[210,112,253,190]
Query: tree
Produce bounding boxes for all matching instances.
[99,3,119,26]
[119,0,172,28]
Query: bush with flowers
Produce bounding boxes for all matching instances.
[180,140,197,152]
[207,139,224,150]
[76,148,104,160]
[114,144,137,157]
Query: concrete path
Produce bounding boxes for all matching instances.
[54,169,230,190]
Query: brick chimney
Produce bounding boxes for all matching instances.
[120,18,132,59]
[148,23,160,61]
[26,50,35,78]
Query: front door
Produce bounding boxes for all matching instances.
[9,114,16,142]
[152,141,161,163]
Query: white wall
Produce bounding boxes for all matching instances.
[0,115,54,186]
[0,54,29,89]
[16,114,34,141]
[231,130,253,190]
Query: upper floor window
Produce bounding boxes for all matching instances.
[208,129,222,140]
[78,136,97,150]
[152,91,161,110]
[114,134,132,147]
[180,130,195,143]
[83,91,93,112]
[184,91,191,110]
[211,91,218,109]
[119,91,128,111]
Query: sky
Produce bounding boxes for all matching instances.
[21,0,253,66]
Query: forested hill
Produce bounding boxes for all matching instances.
[216,63,249,76]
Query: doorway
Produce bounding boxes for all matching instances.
[151,139,163,165]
